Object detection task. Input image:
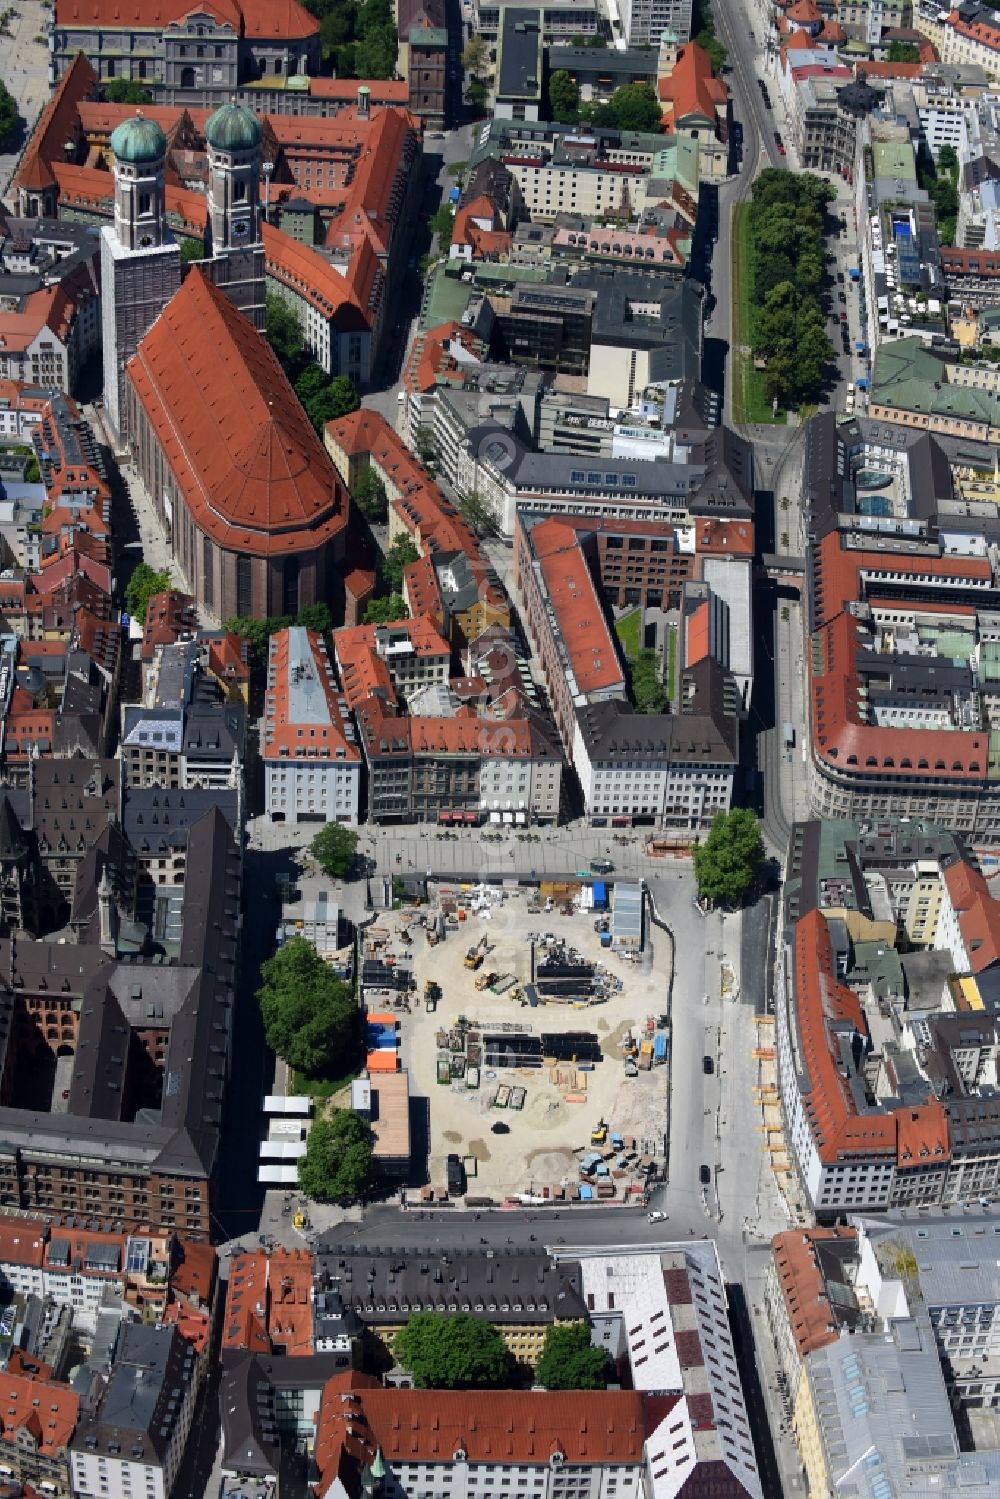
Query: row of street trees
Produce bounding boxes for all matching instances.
[745,170,836,407]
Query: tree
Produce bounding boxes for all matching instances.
[462,35,489,79]
[354,23,398,78]
[296,601,333,633]
[693,808,764,908]
[548,69,580,125]
[535,1322,609,1390]
[257,936,358,1077]
[429,203,455,249]
[179,237,203,263]
[353,467,387,521]
[394,1312,511,1389]
[224,615,292,664]
[125,563,171,623]
[327,375,361,419]
[105,79,153,103]
[364,593,408,624]
[298,1110,372,1203]
[265,293,305,373]
[311,823,359,879]
[696,29,727,72]
[382,535,420,592]
[887,40,920,63]
[607,82,662,133]
[457,491,501,538]
[0,80,21,152]
[630,648,668,714]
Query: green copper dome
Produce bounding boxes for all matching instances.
[109,112,167,164]
[205,101,262,153]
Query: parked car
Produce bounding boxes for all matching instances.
[703,1055,714,1075]
[647,1210,667,1223]
[700,1164,712,1186]
[590,858,615,874]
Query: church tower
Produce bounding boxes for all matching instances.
[203,101,266,331]
[100,113,181,445]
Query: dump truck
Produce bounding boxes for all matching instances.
[464,948,483,971]
[590,1120,608,1146]
[474,970,498,991]
[424,980,441,1012]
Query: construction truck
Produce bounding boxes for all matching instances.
[424,980,441,1012]
[474,971,498,991]
[464,948,484,971]
[590,1120,608,1146]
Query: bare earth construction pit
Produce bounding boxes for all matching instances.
[393,883,672,1204]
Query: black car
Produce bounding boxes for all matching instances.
[703,1055,714,1074]
[837,271,845,282]
[838,291,846,303]
[700,1164,711,1186]
[491,1121,510,1134]
[447,1153,466,1195]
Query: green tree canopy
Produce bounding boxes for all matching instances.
[178,237,204,263]
[692,0,726,71]
[266,293,306,374]
[224,615,291,664]
[886,40,920,62]
[352,467,387,521]
[462,35,489,78]
[0,81,17,151]
[693,808,764,908]
[311,823,359,878]
[364,593,408,624]
[429,203,455,249]
[257,936,358,1078]
[457,491,501,537]
[105,79,153,103]
[393,1312,512,1388]
[298,1110,373,1202]
[125,564,171,623]
[535,1322,610,1389]
[382,535,420,592]
[296,601,333,634]
[548,69,580,124]
[630,648,668,714]
[605,82,662,133]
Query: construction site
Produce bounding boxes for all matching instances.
[359,879,672,1205]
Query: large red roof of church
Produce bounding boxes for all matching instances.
[126,268,347,557]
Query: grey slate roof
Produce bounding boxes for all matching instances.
[314,1245,589,1324]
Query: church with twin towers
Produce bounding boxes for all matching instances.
[100,99,266,444]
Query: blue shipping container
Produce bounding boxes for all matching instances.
[654,1033,667,1061]
[592,881,608,909]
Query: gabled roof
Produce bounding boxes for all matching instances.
[127,269,348,557]
[943,861,1000,974]
[13,51,97,194]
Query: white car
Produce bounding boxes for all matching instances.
[647,1210,667,1223]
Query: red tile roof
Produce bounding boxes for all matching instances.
[944,861,1000,973]
[314,1385,647,1491]
[142,590,196,661]
[127,268,348,557]
[771,1227,857,1359]
[948,8,1000,51]
[13,51,96,194]
[53,0,318,39]
[223,1247,315,1356]
[657,43,728,128]
[792,910,949,1168]
[808,535,994,782]
[0,1372,78,1456]
[529,517,624,695]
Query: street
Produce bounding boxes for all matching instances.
[0,0,49,200]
